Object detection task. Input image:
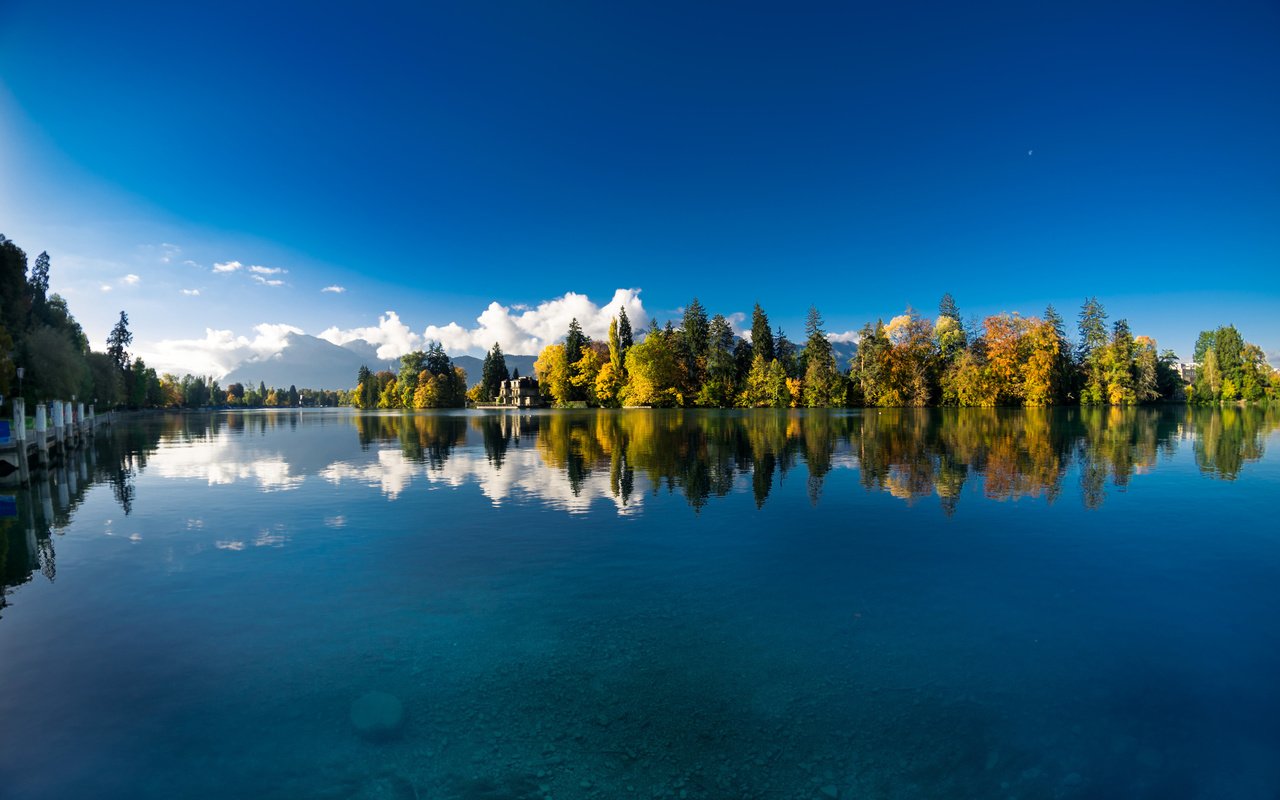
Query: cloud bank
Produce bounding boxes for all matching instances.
[142,289,649,376]
[319,288,647,360]
[143,323,304,377]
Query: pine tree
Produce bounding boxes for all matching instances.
[680,297,709,386]
[938,293,961,323]
[481,342,509,400]
[774,326,797,378]
[617,307,634,354]
[803,306,840,407]
[30,250,50,300]
[106,310,133,371]
[425,341,451,376]
[565,318,587,365]
[751,303,774,363]
[1077,298,1108,404]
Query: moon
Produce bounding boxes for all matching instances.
[1028,149,1034,156]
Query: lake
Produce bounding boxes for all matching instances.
[1,407,1278,800]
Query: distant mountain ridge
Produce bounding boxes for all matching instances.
[220,333,538,390]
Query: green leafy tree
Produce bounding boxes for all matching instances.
[620,328,683,407]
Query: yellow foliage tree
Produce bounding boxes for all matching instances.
[533,344,571,406]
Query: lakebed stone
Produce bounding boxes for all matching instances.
[350,691,405,741]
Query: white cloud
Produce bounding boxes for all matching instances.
[140,322,303,377]
[319,289,647,358]
[142,289,650,377]
[828,330,860,344]
[100,284,112,292]
[213,260,243,273]
[249,265,285,275]
[318,310,422,360]
[251,275,285,287]
[183,260,201,269]
[181,288,200,296]
[321,285,346,294]
[436,289,647,356]
[122,273,141,285]
[159,243,180,263]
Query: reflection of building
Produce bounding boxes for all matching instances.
[496,377,544,408]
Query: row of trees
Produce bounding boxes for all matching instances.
[524,296,1277,408]
[1,234,353,411]
[353,342,468,409]
[1191,324,1273,403]
[0,233,149,409]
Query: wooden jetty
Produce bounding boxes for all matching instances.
[0,398,113,486]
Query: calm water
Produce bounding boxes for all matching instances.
[1,407,1278,800]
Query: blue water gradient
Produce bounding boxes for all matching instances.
[1,408,1277,799]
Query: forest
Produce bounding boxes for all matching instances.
[445,296,1276,409]
[3,233,1273,413]
[0,234,348,410]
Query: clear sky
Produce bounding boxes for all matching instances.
[1,1,1277,373]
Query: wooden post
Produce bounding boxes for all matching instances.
[52,400,64,446]
[35,404,49,464]
[56,467,69,510]
[13,398,29,484]
[38,473,53,523]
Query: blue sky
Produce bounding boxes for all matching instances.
[1,1,1277,373]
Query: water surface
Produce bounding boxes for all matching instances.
[1,407,1278,799]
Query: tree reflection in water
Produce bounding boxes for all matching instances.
[5,405,1275,612]
[354,405,1280,514]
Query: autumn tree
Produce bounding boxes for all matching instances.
[534,344,571,406]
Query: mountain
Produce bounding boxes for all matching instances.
[219,333,539,390]
[222,334,396,389]
[830,340,858,370]
[453,354,539,385]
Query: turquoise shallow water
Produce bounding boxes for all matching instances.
[1,407,1278,799]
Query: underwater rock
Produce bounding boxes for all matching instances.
[348,773,417,800]
[350,691,405,741]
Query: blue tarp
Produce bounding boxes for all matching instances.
[0,494,16,518]
[0,419,10,445]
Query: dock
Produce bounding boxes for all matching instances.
[0,398,113,486]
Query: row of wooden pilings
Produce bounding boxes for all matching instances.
[2,397,111,486]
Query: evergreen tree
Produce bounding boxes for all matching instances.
[679,297,709,386]
[356,365,373,408]
[617,307,634,354]
[775,327,798,378]
[1044,304,1072,401]
[106,310,133,371]
[750,303,774,363]
[938,293,961,323]
[565,318,587,365]
[424,341,452,376]
[698,314,737,407]
[30,250,50,302]
[802,306,841,407]
[481,341,509,400]
[1077,297,1108,404]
